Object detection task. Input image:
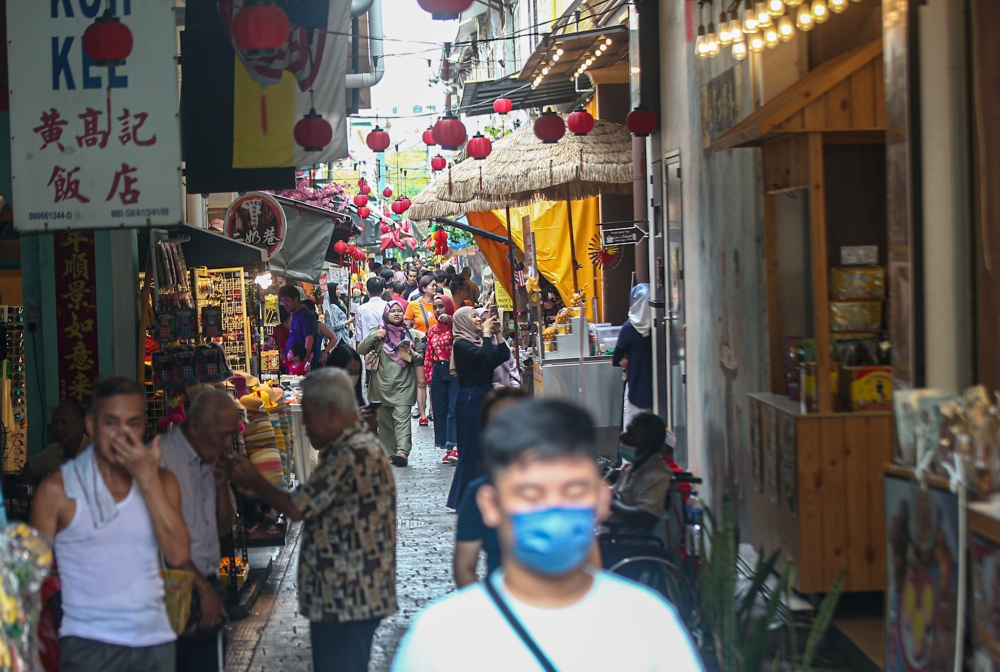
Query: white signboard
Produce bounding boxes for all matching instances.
[7,0,183,232]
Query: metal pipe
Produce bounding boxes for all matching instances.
[351,0,374,18]
[345,0,384,89]
[433,217,508,243]
[506,206,520,367]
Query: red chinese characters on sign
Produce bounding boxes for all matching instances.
[54,231,99,401]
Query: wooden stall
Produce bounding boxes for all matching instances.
[715,39,891,594]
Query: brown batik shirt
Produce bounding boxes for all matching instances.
[292,421,398,622]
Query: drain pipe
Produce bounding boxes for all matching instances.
[346,0,384,88]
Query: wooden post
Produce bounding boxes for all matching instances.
[763,192,785,394]
[808,132,833,413]
[505,206,520,367]
[565,184,579,292]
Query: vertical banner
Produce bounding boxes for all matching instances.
[54,231,98,401]
[7,0,183,231]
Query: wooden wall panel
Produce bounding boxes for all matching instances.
[850,63,876,128]
[843,415,872,589]
[867,415,892,591]
[804,98,827,129]
[826,79,852,129]
[797,418,825,592]
[873,57,886,126]
[818,417,847,588]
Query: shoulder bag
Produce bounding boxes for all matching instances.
[482,578,558,672]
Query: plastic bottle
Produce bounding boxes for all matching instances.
[685,491,703,556]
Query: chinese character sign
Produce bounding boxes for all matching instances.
[7,0,182,232]
[53,231,98,401]
[224,192,286,259]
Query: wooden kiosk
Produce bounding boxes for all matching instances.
[714,39,892,594]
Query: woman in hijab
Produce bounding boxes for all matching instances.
[425,296,458,462]
[446,306,510,509]
[358,300,424,466]
[476,307,521,389]
[613,282,654,425]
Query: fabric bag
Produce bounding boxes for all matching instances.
[160,562,195,636]
[364,348,380,371]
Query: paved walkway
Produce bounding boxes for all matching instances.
[225,417,458,672]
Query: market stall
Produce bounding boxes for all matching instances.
[713,39,891,594]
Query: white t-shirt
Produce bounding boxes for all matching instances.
[355,296,388,344]
[391,569,704,671]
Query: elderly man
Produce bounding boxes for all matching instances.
[158,388,241,672]
[21,400,89,485]
[231,368,397,672]
[461,267,481,303]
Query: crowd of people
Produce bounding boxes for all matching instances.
[24,254,702,671]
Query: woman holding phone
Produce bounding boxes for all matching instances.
[425,295,458,463]
[358,301,423,466]
[446,306,510,509]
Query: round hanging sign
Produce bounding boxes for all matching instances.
[223,192,287,259]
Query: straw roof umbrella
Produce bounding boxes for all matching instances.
[408,176,507,221]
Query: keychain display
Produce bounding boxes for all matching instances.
[150,344,233,391]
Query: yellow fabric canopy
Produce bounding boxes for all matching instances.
[467,198,602,322]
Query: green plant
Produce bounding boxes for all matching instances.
[697,496,845,672]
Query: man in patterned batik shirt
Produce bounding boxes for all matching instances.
[231,368,396,672]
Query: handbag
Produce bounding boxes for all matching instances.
[160,559,195,636]
[364,348,380,371]
[482,578,558,672]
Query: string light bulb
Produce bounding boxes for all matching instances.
[732,40,748,60]
[756,2,772,26]
[768,0,785,15]
[796,4,815,29]
[829,0,847,12]
[811,0,829,22]
[706,20,719,55]
[749,33,765,52]
[778,15,795,40]
[605,37,613,46]
[730,11,743,41]
[785,0,802,5]
[743,0,759,33]
[695,23,708,58]
[719,12,733,45]
[764,25,779,47]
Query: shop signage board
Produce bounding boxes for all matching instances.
[601,226,648,247]
[7,0,183,232]
[53,230,98,401]
[495,283,513,311]
[224,192,287,259]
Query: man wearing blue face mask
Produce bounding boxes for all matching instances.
[392,400,704,672]
[608,413,675,532]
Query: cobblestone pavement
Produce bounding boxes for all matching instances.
[225,417,458,672]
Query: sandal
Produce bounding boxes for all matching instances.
[390,452,408,467]
[418,417,429,427]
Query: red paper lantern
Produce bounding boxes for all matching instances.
[384,209,392,218]
[232,1,289,55]
[380,223,390,234]
[493,97,513,115]
[353,194,369,207]
[357,247,367,260]
[416,0,474,20]
[360,184,372,195]
[294,109,333,151]
[422,127,437,146]
[366,126,390,152]
[430,155,447,171]
[401,196,412,211]
[626,106,658,137]
[333,241,348,254]
[391,199,407,215]
[82,10,134,67]
[433,229,449,244]
[433,113,467,151]
[466,132,492,160]
[382,187,393,198]
[358,206,371,219]
[567,109,595,136]
[358,178,368,187]
[533,110,565,144]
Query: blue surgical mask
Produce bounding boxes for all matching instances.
[509,506,596,576]
[618,443,638,463]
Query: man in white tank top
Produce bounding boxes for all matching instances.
[30,378,191,672]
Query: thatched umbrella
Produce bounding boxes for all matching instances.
[408,175,509,221]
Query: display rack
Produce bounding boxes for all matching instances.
[1,306,26,474]
[193,267,251,374]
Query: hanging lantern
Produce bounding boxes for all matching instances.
[82,9,134,67]
[430,155,447,171]
[391,199,407,215]
[567,109,595,136]
[358,206,371,219]
[422,127,437,146]
[366,126,390,153]
[353,194,369,207]
[359,185,371,196]
[382,187,393,198]
[380,223,390,234]
[417,0,475,20]
[401,196,412,211]
[333,241,348,255]
[533,110,565,144]
[626,106,658,136]
[433,113,467,151]
[294,109,333,151]
[232,1,289,55]
[358,177,368,187]
[433,229,449,245]
[493,97,513,115]
[466,132,492,160]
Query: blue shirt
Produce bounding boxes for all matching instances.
[288,307,320,363]
[613,322,653,409]
[455,477,501,575]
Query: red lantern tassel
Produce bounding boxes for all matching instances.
[479,166,483,191]
[579,148,584,180]
[260,85,269,135]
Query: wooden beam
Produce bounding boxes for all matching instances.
[763,193,785,393]
[808,132,833,414]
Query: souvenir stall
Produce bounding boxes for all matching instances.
[712,40,893,594]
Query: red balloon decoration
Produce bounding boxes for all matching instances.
[382,187,393,198]
[567,109,595,136]
[466,132,492,160]
[422,127,437,146]
[533,110,565,144]
[493,97,513,115]
[626,106,658,137]
[416,0,474,20]
[82,10,134,67]
[353,194,369,207]
[333,241,348,254]
[430,155,447,171]
[358,206,371,219]
[294,109,333,151]
[433,113,467,151]
[232,1,289,55]
[366,126,390,152]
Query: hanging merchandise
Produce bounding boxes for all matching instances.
[0,523,53,672]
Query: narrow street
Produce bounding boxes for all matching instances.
[225,418,456,672]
